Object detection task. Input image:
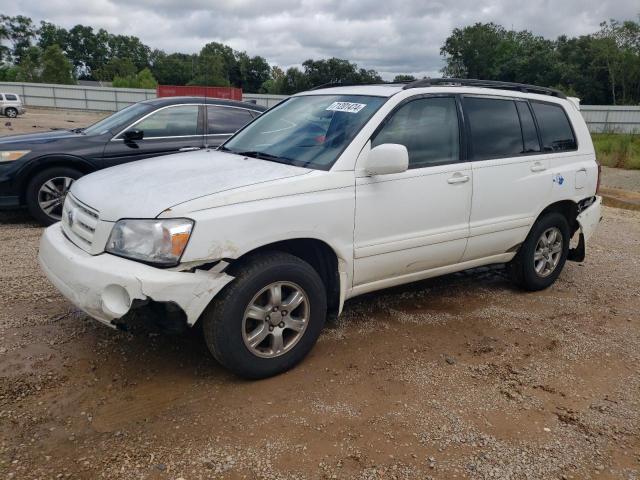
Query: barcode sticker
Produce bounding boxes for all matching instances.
[326,102,367,113]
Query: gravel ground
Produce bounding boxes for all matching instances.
[601,167,640,194]
[0,205,639,480]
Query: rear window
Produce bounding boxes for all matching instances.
[530,101,576,152]
[4,94,17,101]
[207,106,254,134]
[464,97,524,160]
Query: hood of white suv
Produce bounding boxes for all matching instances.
[70,150,311,221]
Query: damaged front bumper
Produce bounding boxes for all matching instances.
[38,223,234,329]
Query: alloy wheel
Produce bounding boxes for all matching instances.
[242,281,310,358]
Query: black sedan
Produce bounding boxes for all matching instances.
[0,97,266,225]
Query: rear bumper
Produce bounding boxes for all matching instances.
[38,223,234,328]
[577,196,602,242]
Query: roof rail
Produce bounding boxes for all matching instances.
[402,78,567,99]
[309,80,410,91]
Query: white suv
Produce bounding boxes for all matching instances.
[39,79,602,378]
[1,92,25,118]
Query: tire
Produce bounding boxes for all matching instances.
[25,167,83,226]
[5,108,17,118]
[508,212,570,291]
[202,252,327,379]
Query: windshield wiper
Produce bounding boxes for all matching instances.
[234,150,295,165]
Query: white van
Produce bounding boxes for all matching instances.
[39,79,602,378]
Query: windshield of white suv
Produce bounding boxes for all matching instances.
[83,103,153,136]
[220,95,387,170]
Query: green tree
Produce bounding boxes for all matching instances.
[95,57,137,81]
[190,42,232,86]
[0,15,38,62]
[150,50,195,85]
[15,45,41,82]
[38,21,69,51]
[40,44,75,84]
[393,74,416,82]
[113,67,157,89]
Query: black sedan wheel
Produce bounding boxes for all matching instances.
[26,167,83,225]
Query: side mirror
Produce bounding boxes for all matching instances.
[364,143,409,176]
[123,129,144,142]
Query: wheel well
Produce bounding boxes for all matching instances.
[229,239,341,315]
[18,158,94,203]
[538,200,579,236]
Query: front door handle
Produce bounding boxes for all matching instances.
[179,147,201,152]
[530,162,546,172]
[447,174,470,184]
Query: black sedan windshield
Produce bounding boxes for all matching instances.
[222,95,386,170]
[83,103,153,136]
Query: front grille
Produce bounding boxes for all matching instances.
[61,194,100,251]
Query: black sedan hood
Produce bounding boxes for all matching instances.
[0,129,83,147]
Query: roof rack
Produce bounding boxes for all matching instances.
[309,80,408,91]
[402,78,566,99]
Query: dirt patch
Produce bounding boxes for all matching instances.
[1,206,639,479]
[0,107,108,136]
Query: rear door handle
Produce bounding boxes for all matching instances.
[530,162,546,172]
[447,174,470,184]
[179,147,201,152]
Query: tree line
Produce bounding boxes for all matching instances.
[0,14,639,104]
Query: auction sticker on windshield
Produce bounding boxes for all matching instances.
[326,102,367,113]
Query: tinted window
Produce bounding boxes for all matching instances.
[372,97,460,168]
[208,106,254,134]
[516,101,541,153]
[133,105,200,138]
[464,97,524,160]
[531,101,576,152]
[5,94,17,101]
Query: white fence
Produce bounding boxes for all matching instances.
[1,81,638,132]
[580,106,640,134]
[0,81,156,111]
[0,81,286,111]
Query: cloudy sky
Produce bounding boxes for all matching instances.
[5,0,639,79]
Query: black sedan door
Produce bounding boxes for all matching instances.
[101,104,205,167]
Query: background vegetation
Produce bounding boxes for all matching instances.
[0,14,638,101]
[592,134,640,169]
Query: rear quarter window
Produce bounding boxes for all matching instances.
[4,94,18,101]
[531,101,577,152]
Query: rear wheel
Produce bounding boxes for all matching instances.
[202,252,327,379]
[508,212,570,291]
[25,167,83,226]
[5,107,17,118]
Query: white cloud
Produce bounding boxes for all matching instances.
[4,0,639,78]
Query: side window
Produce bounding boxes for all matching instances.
[133,105,200,138]
[372,97,460,168]
[530,101,576,152]
[5,94,17,101]
[515,101,541,153]
[464,97,523,160]
[207,106,254,134]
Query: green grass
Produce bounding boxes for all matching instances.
[591,133,640,170]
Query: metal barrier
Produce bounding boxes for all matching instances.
[0,81,638,132]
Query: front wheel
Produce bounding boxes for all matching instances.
[25,167,83,226]
[508,212,570,291]
[202,252,327,379]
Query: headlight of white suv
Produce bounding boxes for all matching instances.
[106,218,194,266]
